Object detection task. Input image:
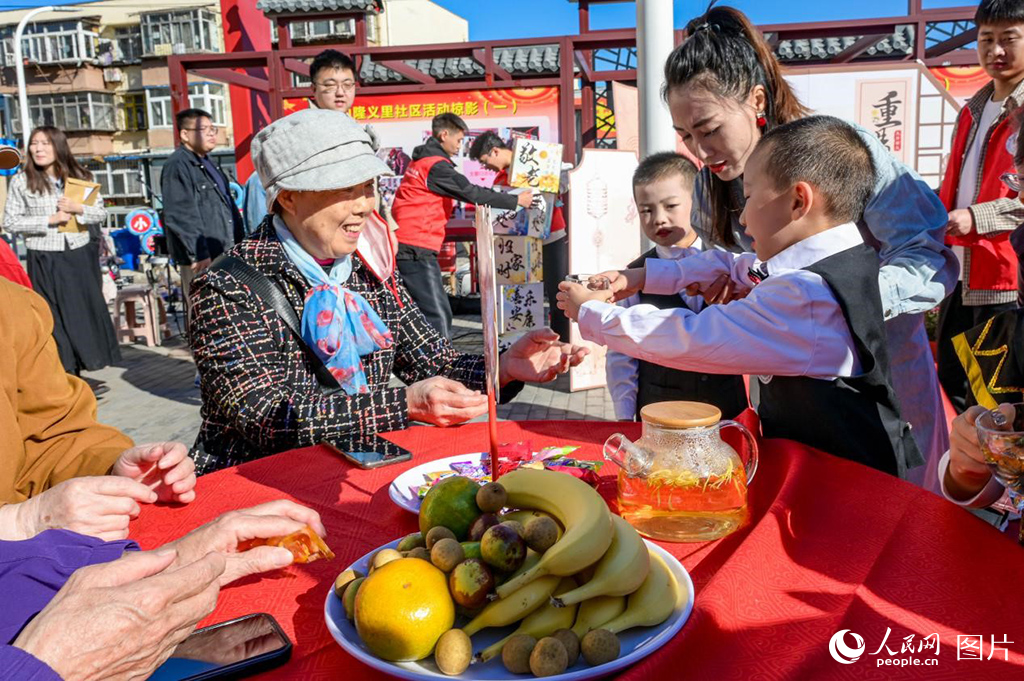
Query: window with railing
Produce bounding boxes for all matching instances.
[12,92,116,133]
[120,93,147,131]
[0,20,99,67]
[140,9,219,56]
[288,18,355,43]
[112,25,143,63]
[86,159,144,198]
[145,83,226,129]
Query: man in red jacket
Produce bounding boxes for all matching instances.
[469,130,571,342]
[391,113,533,338]
[936,0,1024,413]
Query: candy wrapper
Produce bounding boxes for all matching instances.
[412,443,602,499]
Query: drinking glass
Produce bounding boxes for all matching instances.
[564,273,611,291]
[975,403,1024,545]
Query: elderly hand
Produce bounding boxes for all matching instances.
[556,281,615,322]
[407,377,488,427]
[56,196,84,215]
[946,208,974,237]
[500,328,589,384]
[684,273,750,305]
[945,404,1007,501]
[5,476,157,541]
[12,549,224,681]
[112,442,197,504]
[165,500,326,586]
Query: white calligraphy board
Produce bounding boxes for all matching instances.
[510,139,563,193]
[494,235,543,285]
[474,206,500,397]
[568,149,641,392]
[499,283,544,335]
[491,188,553,240]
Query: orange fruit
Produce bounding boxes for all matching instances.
[354,557,455,661]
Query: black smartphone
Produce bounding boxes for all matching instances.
[320,434,413,469]
[148,613,291,681]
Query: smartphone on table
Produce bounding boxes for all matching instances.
[148,613,291,681]
[320,433,413,469]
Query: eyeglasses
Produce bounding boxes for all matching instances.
[316,79,357,94]
[184,125,219,135]
[1001,171,1024,193]
[184,124,220,135]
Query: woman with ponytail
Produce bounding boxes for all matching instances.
[661,5,956,490]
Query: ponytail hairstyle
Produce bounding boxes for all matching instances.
[664,3,809,246]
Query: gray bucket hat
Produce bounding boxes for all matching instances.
[252,108,393,212]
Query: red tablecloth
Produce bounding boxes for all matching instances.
[131,418,1024,680]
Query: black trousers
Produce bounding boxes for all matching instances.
[542,236,570,342]
[396,243,452,340]
[936,281,1017,413]
[27,243,121,374]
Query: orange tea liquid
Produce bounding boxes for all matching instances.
[617,464,749,542]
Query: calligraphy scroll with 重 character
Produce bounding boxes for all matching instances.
[856,78,910,164]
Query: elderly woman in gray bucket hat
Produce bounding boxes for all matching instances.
[186,109,587,474]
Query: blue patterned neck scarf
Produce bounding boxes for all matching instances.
[274,216,393,394]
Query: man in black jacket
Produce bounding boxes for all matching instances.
[160,108,244,314]
[390,113,533,338]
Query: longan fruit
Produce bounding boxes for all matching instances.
[426,525,457,549]
[530,637,569,677]
[581,629,620,666]
[502,634,537,674]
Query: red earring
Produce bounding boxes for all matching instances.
[756,112,767,128]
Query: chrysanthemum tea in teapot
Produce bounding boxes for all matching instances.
[604,401,758,542]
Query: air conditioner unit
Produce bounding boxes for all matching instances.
[154,43,172,56]
[104,67,123,83]
[172,42,186,54]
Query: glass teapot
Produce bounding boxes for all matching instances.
[604,401,758,543]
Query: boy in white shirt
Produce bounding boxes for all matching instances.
[559,116,922,477]
[606,152,747,421]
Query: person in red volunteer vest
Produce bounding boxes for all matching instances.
[936,0,1024,414]
[469,131,571,342]
[391,113,534,339]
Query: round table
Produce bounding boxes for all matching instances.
[131,416,1024,679]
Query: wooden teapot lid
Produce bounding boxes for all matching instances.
[639,401,722,428]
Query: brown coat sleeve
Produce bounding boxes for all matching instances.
[0,279,132,503]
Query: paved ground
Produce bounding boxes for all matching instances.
[88,311,616,446]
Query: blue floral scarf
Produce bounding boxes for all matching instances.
[274,217,393,394]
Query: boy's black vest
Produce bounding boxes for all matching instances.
[627,249,748,420]
[756,243,923,478]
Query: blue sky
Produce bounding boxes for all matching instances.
[0,0,977,39]
[432,0,976,40]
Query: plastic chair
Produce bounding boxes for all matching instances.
[113,284,171,347]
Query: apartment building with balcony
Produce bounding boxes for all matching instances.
[0,0,466,225]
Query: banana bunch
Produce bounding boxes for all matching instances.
[463,469,678,668]
[601,553,679,635]
[551,515,650,607]
[494,468,614,598]
[475,578,578,662]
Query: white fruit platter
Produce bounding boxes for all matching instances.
[389,454,483,514]
[324,539,694,680]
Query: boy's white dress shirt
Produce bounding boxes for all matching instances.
[606,239,706,420]
[578,223,866,381]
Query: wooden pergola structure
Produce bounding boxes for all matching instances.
[170,0,980,167]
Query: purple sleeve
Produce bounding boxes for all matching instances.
[0,646,62,681]
[0,529,138,645]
